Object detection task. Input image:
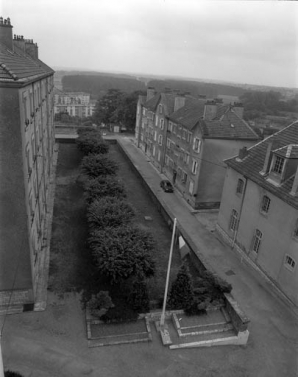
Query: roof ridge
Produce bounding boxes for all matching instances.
[230,109,260,138]
[0,62,18,80]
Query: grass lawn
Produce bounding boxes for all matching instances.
[48,142,182,306]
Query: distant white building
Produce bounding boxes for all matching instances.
[54,91,96,118]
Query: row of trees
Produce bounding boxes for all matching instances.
[77,128,154,321]
[240,90,298,120]
[92,89,145,131]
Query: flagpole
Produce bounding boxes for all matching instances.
[160,217,177,327]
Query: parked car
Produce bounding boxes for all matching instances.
[160,180,174,193]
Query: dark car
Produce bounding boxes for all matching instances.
[160,180,174,193]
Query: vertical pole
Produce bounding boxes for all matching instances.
[0,336,5,377]
[160,218,177,327]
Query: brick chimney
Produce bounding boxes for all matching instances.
[260,141,273,175]
[13,35,26,53]
[25,40,38,59]
[0,17,13,50]
[203,100,217,120]
[238,146,248,160]
[146,87,155,101]
[233,102,244,119]
[290,165,298,196]
[174,95,186,112]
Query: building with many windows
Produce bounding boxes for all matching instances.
[0,17,55,309]
[54,90,96,118]
[135,88,259,209]
[217,121,298,306]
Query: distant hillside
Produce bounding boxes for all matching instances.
[62,75,146,98]
[147,79,246,98]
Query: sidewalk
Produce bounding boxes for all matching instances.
[117,137,298,336]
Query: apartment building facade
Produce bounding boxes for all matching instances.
[54,91,96,118]
[0,17,55,308]
[217,122,298,306]
[136,89,259,209]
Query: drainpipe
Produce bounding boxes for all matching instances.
[232,176,247,249]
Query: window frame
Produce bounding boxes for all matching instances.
[158,134,163,146]
[193,137,201,153]
[285,255,296,271]
[236,179,244,195]
[272,155,285,175]
[191,159,198,175]
[229,209,238,231]
[261,195,271,214]
[252,229,262,253]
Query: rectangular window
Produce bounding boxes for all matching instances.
[191,159,198,175]
[155,115,158,126]
[261,195,271,213]
[285,255,296,271]
[187,132,192,143]
[193,138,201,153]
[252,229,262,253]
[158,135,163,146]
[152,145,156,157]
[160,118,164,130]
[159,104,163,114]
[158,150,161,162]
[167,139,171,149]
[154,131,157,141]
[189,180,194,194]
[169,122,173,132]
[236,179,244,194]
[272,156,284,174]
[181,171,187,184]
[229,209,238,231]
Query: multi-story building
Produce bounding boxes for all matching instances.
[0,17,55,309]
[54,91,96,118]
[136,88,259,209]
[217,121,298,306]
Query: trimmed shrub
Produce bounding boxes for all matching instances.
[87,291,114,318]
[87,197,135,229]
[83,176,126,204]
[127,273,150,313]
[100,299,138,323]
[167,264,194,311]
[80,154,118,178]
[89,225,156,284]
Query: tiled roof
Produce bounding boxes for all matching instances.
[225,121,298,209]
[274,144,298,159]
[201,109,259,140]
[0,42,53,83]
[168,97,206,130]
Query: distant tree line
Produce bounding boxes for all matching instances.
[240,90,298,120]
[62,75,146,98]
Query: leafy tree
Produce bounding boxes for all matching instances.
[5,372,24,377]
[87,197,135,229]
[87,291,114,318]
[93,89,124,125]
[80,154,118,178]
[127,272,150,313]
[89,225,156,284]
[76,132,109,155]
[167,264,194,310]
[83,176,126,204]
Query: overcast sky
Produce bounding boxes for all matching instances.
[2,0,298,88]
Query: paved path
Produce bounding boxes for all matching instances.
[1,135,297,377]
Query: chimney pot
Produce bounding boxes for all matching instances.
[238,146,248,160]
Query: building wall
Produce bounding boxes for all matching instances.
[0,74,55,299]
[218,167,298,306]
[197,139,256,208]
[0,87,33,291]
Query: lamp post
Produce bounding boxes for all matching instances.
[160,217,177,327]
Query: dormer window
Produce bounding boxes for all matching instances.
[272,156,284,174]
